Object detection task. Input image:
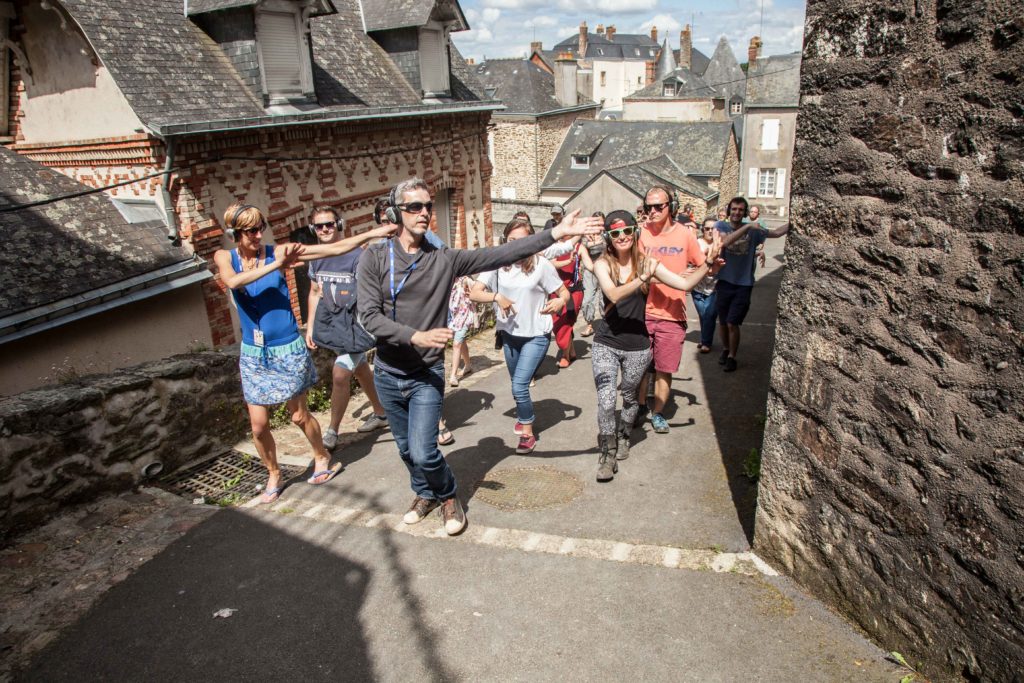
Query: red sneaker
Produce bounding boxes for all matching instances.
[516,434,537,454]
[513,421,524,435]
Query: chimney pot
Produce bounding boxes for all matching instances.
[748,36,762,64]
[596,24,604,34]
[606,25,616,42]
[466,57,474,65]
[650,25,658,43]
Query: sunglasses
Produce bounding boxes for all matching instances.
[398,201,433,214]
[606,226,636,239]
[644,202,669,212]
[238,225,265,236]
[312,221,337,230]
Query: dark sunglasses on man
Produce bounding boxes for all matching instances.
[644,202,669,213]
[312,220,337,231]
[397,201,433,214]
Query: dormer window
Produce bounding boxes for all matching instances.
[256,1,315,104]
[571,154,590,170]
[730,99,743,115]
[663,84,676,97]
[419,21,450,97]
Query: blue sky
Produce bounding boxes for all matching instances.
[451,0,806,64]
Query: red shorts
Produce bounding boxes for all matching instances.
[646,317,687,374]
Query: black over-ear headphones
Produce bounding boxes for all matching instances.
[308,207,343,237]
[385,185,400,225]
[226,204,259,241]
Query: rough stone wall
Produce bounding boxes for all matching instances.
[537,109,596,192]
[755,0,1024,680]
[719,131,741,204]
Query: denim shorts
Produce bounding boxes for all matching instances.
[452,326,470,343]
[333,352,367,371]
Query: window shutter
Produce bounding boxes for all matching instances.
[259,11,303,96]
[761,119,780,150]
[748,168,759,198]
[775,168,787,198]
[419,28,449,94]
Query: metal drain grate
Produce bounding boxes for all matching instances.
[472,466,583,511]
[162,450,305,506]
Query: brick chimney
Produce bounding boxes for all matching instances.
[650,25,658,44]
[530,41,542,55]
[579,21,588,57]
[606,25,616,42]
[679,24,692,70]
[748,36,763,64]
[596,24,605,35]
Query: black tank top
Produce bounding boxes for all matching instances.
[593,287,650,351]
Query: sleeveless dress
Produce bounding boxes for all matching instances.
[231,246,317,405]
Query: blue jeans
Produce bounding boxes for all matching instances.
[691,290,718,347]
[501,332,550,425]
[373,363,456,500]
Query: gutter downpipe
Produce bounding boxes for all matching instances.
[161,138,180,245]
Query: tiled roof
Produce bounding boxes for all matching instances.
[552,33,660,61]
[186,0,258,15]
[362,0,467,32]
[674,47,711,76]
[542,119,733,190]
[57,0,483,130]
[0,147,196,320]
[604,155,717,199]
[745,52,802,107]
[474,58,595,114]
[702,37,746,105]
[626,68,716,99]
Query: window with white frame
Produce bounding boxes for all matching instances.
[419,22,451,96]
[761,118,780,150]
[571,154,590,169]
[256,2,314,102]
[663,84,675,97]
[758,168,777,197]
[748,167,787,199]
[730,99,742,115]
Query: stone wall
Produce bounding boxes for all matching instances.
[755,0,1024,680]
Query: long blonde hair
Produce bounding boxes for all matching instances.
[600,213,648,295]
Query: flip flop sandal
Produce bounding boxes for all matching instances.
[459,367,473,378]
[259,486,283,505]
[438,428,455,446]
[307,462,343,485]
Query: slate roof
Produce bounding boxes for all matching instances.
[56,0,486,131]
[745,52,802,107]
[187,0,335,17]
[0,147,200,324]
[603,155,717,199]
[553,32,660,61]
[701,37,746,105]
[473,59,595,115]
[362,0,467,32]
[673,46,711,76]
[626,68,717,100]
[542,119,734,190]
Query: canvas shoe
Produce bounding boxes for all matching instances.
[513,421,524,435]
[516,434,537,454]
[357,413,388,433]
[441,497,467,535]
[322,427,339,450]
[403,496,440,525]
[651,413,670,434]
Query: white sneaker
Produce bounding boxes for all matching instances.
[322,428,338,450]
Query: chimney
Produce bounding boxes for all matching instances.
[466,57,475,65]
[579,21,588,57]
[554,53,579,108]
[650,25,658,44]
[606,25,616,42]
[596,24,605,35]
[679,24,692,70]
[530,41,542,55]
[748,36,763,64]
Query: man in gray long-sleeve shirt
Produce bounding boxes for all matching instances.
[357,177,601,535]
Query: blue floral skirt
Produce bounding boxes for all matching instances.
[239,337,318,406]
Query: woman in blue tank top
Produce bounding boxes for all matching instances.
[213,203,396,503]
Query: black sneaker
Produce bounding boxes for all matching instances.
[718,349,729,365]
[723,357,738,372]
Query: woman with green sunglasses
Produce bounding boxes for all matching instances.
[590,210,721,482]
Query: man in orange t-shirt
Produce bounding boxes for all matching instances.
[636,186,706,434]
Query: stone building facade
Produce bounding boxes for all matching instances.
[755,0,1024,680]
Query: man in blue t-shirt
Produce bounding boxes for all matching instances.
[715,196,790,372]
[305,206,390,449]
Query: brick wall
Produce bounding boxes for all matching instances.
[755,0,1024,680]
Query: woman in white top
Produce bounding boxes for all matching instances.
[472,218,571,454]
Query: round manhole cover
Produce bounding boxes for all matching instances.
[473,467,583,511]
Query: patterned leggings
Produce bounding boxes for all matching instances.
[591,342,653,435]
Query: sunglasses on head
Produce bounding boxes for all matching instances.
[606,225,636,239]
[312,220,337,230]
[398,201,433,214]
[644,202,669,212]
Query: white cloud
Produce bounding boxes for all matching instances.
[638,14,682,36]
[524,15,558,28]
[481,7,502,22]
